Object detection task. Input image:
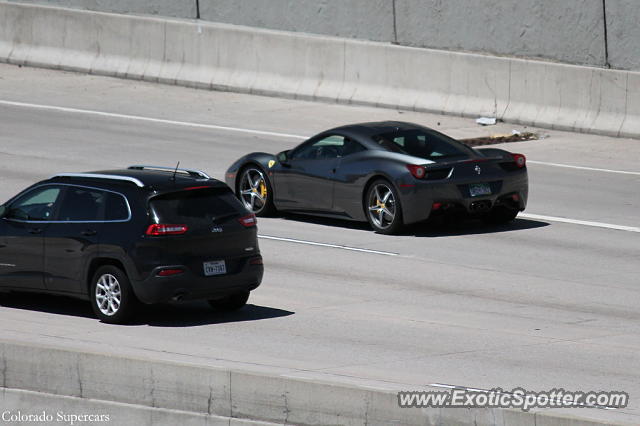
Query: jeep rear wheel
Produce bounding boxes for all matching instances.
[90,265,138,324]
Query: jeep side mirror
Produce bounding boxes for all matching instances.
[0,205,6,218]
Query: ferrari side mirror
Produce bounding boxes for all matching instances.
[277,150,290,165]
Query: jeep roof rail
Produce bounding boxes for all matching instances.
[127,165,211,180]
[53,173,145,187]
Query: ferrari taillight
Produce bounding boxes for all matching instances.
[406,164,426,179]
[512,153,526,168]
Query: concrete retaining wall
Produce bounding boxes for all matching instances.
[7,0,640,71]
[606,0,640,71]
[0,340,628,426]
[395,0,606,68]
[1,2,638,139]
[200,0,395,44]
[5,0,196,18]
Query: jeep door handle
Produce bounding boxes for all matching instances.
[28,228,42,234]
[81,229,97,236]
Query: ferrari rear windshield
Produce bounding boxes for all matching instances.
[373,129,472,160]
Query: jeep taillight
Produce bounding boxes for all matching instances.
[238,214,257,227]
[145,224,188,235]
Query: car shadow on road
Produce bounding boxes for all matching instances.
[0,293,294,326]
[405,217,550,237]
[278,213,372,231]
[133,302,294,327]
[277,213,549,237]
[0,292,96,318]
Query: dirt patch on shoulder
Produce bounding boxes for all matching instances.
[461,132,539,147]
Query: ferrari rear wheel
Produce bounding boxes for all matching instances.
[238,166,275,216]
[365,180,404,235]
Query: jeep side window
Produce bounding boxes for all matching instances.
[6,186,62,221]
[58,187,106,222]
[104,192,130,221]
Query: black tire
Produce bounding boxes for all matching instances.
[364,179,404,235]
[483,206,519,225]
[208,291,250,312]
[90,265,139,324]
[237,166,276,217]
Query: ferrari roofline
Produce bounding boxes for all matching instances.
[324,121,428,138]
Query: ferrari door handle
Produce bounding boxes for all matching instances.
[81,229,97,236]
[28,228,42,234]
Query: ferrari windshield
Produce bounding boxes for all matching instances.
[373,129,472,160]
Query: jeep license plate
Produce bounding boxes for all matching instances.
[203,260,226,276]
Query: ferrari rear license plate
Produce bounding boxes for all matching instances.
[469,183,492,197]
[204,260,226,276]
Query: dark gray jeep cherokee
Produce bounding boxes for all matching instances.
[0,165,264,323]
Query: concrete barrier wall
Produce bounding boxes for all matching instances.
[0,340,626,426]
[10,0,638,71]
[0,388,275,426]
[1,2,638,139]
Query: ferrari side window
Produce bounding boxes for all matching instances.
[375,129,469,160]
[341,138,366,157]
[294,135,345,160]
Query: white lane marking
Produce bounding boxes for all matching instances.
[0,99,307,140]
[520,213,640,233]
[3,99,638,176]
[528,160,640,176]
[429,383,456,389]
[258,235,398,256]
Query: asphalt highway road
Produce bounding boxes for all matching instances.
[1,64,639,423]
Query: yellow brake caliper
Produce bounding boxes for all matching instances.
[259,181,267,198]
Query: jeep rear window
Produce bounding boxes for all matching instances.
[149,188,244,223]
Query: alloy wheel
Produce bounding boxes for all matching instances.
[239,168,268,213]
[95,273,122,316]
[368,183,397,230]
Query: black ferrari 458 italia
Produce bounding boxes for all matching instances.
[226,121,528,234]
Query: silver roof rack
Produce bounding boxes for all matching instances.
[128,165,211,180]
[53,173,145,187]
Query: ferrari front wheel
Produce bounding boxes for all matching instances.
[365,180,404,235]
[238,166,275,216]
